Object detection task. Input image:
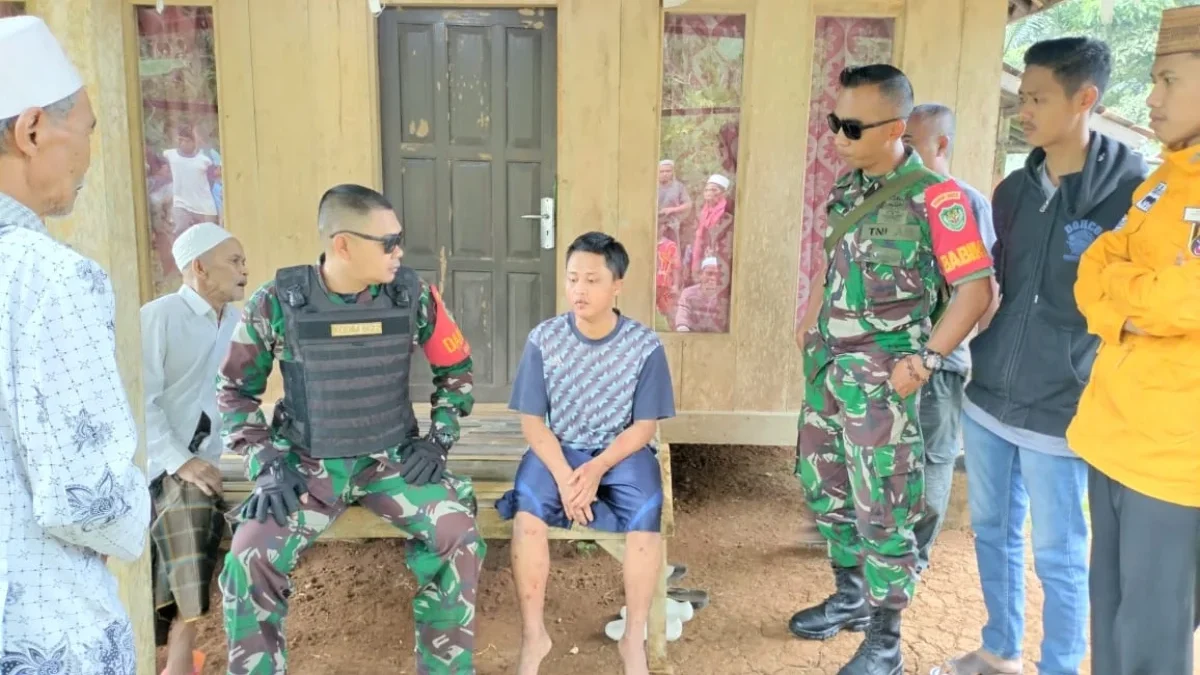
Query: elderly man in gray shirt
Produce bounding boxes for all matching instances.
[902,103,998,573]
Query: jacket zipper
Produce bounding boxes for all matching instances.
[999,185,1057,410]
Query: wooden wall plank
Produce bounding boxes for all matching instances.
[729,0,812,413]
[556,0,620,311]
[680,337,736,410]
[247,0,317,292]
[951,0,1006,193]
[33,0,155,670]
[614,0,660,326]
[901,0,965,118]
[216,0,261,290]
[662,334,683,398]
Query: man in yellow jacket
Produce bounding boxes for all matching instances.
[1067,6,1200,674]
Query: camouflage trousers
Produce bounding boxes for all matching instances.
[795,352,926,610]
[219,451,486,675]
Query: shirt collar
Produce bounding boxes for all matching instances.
[1166,144,1200,175]
[0,192,49,236]
[177,284,219,318]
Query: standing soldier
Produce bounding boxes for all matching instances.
[787,65,994,675]
[217,184,485,674]
[1069,7,1200,674]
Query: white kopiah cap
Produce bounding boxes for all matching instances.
[706,174,730,190]
[172,222,232,271]
[0,16,84,120]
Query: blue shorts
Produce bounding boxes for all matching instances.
[495,445,663,533]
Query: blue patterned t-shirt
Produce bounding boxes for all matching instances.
[509,311,675,449]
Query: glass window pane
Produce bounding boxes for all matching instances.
[795,17,895,330]
[135,6,223,299]
[0,3,24,18]
[656,14,744,334]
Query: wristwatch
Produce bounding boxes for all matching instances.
[918,347,945,373]
[428,427,455,452]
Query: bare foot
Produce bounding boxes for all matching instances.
[517,628,552,675]
[618,636,650,675]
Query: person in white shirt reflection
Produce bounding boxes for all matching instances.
[140,221,246,675]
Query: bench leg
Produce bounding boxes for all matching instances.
[648,543,672,674]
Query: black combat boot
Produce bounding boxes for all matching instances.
[837,607,903,675]
[788,566,871,640]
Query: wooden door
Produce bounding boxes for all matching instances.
[378,8,558,404]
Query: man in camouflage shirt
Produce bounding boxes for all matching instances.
[787,65,994,675]
[216,184,484,674]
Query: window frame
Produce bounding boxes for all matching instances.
[123,0,226,303]
[657,0,756,339]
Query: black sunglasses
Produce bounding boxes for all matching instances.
[332,230,403,254]
[827,113,903,141]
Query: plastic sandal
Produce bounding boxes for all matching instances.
[604,616,684,642]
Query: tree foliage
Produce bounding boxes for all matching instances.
[1004,0,1200,127]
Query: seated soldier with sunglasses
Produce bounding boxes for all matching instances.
[215,183,486,674]
[790,64,995,675]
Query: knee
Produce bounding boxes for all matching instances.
[431,509,484,559]
[225,521,296,584]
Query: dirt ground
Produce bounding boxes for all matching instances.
[178,445,1106,674]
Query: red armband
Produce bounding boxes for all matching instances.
[423,285,471,367]
[925,180,993,284]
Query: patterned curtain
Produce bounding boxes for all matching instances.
[795,17,895,328]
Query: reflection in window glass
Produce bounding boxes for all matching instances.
[0,3,24,18]
[136,6,223,298]
[655,14,744,334]
[795,17,895,330]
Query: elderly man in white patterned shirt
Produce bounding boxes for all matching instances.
[0,15,149,675]
[141,222,246,675]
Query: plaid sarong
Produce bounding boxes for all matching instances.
[149,472,226,645]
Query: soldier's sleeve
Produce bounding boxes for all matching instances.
[923,179,994,286]
[217,282,286,479]
[415,280,474,444]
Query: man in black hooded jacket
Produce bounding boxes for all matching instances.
[933,37,1148,675]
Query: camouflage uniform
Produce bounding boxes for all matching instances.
[797,151,993,609]
[217,267,484,674]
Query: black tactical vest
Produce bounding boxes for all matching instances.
[274,264,421,458]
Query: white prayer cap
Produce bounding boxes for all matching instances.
[659,159,675,167]
[706,174,730,190]
[701,256,720,269]
[172,222,232,271]
[0,16,84,120]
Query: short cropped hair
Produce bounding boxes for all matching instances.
[1024,37,1112,102]
[910,103,956,150]
[839,64,914,116]
[566,231,630,280]
[317,183,395,237]
[0,92,79,155]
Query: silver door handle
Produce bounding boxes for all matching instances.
[521,197,555,250]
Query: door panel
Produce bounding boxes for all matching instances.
[378,8,558,404]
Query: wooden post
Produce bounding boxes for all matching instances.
[30,1,156,673]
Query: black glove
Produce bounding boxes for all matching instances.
[242,457,308,526]
[398,437,448,486]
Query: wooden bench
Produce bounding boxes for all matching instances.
[219,405,679,674]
